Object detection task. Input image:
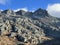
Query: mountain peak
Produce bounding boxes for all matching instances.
[16,10,27,15]
[0,8,60,45]
[33,8,49,17]
[1,9,16,15]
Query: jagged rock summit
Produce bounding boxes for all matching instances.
[0,8,60,45]
[34,8,49,17]
[16,10,27,15]
[1,9,16,16]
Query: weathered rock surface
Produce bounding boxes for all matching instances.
[0,8,60,45]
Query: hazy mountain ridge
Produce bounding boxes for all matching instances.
[0,8,60,45]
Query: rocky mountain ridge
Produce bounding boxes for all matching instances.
[0,8,60,45]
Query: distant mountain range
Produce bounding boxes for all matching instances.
[0,8,60,45]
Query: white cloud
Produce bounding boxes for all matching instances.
[14,8,28,12]
[14,8,35,12]
[46,3,60,17]
[29,10,35,12]
[0,0,9,5]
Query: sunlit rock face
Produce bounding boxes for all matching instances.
[0,8,60,45]
[1,9,16,16]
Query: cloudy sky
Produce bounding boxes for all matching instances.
[0,0,60,17]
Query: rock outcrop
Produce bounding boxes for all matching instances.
[0,8,60,45]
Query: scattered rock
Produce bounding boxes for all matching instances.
[0,8,60,45]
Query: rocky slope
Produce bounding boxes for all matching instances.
[0,8,60,45]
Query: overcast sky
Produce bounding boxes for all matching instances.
[0,0,60,17]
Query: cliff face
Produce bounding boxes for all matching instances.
[0,8,60,45]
